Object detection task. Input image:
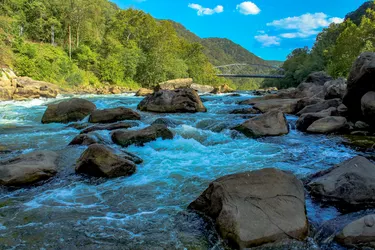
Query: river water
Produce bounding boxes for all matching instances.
[0,93,359,249]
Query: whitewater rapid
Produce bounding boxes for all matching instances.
[0,93,357,249]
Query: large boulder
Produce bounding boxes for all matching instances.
[81,122,138,134]
[190,83,215,93]
[343,52,375,119]
[42,98,96,124]
[188,168,308,248]
[76,144,136,178]
[111,124,174,147]
[69,133,104,146]
[307,156,375,208]
[324,78,347,100]
[12,77,59,100]
[297,98,342,116]
[234,110,289,138]
[361,91,375,125]
[335,214,375,248]
[295,97,323,114]
[306,116,348,134]
[137,88,207,113]
[157,78,193,90]
[135,88,154,96]
[0,151,58,186]
[89,107,141,123]
[297,71,333,98]
[251,99,299,114]
[211,84,234,94]
[0,68,16,100]
[296,107,336,132]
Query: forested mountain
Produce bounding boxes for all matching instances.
[263,0,375,89]
[0,0,232,90]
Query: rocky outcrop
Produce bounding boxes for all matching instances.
[42,98,96,124]
[211,84,234,94]
[306,116,348,134]
[0,151,58,186]
[361,91,375,125]
[343,52,375,120]
[80,122,138,134]
[75,144,136,178]
[137,88,207,113]
[157,78,193,90]
[324,78,347,100]
[191,83,215,93]
[0,69,59,101]
[307,156,375,208]
[251,99,299,114]
[111,124,174,147]
[297,71,333,98]
[188,168,308,248]
[335,214,375,247]
[297,99,341,116]
[296,107,336,132]
[234,110,289,138]
[135,88,154,96]
[89,107,141,123]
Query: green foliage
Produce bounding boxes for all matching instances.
[265,1,375,89]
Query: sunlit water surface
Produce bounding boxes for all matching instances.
[0,93,359,249]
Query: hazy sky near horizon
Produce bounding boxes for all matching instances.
[112,0,368,61]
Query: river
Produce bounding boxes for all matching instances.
[0,93,359,249]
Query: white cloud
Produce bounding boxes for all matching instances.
[267,12,344,39]
[254,34,280,47]
[236,1,260,15]
[188,3,224,16]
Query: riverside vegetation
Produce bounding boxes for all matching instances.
[1,1,375,250]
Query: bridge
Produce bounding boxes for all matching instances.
[214,63,285,79]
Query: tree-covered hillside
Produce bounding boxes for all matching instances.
[0,0,232,90]
[263,1,375,89]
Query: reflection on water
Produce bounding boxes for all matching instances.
[0,93,357,249]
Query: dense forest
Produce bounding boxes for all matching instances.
[0,0,233,90]
[264,1,375,89]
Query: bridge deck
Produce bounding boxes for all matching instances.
[216,74,285,79]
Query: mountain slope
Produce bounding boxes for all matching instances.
[345,1,375,25]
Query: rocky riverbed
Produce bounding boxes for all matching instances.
[1,90,374,249]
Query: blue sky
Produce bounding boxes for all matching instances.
[112,0,368,61]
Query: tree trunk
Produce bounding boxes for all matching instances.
[51,25,55,46]
[76,25,79,48]
[69,24,72,60]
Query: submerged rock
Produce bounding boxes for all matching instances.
[230,108,260,114]
[188,168,308,248]
[307,156,375,209]
[151,118,182,128]
[89,107,141,123]
[137,88,207,113]
[0,151,58,186]
[234,110,289,138]
[75,144,136,178]
[80,121,138,134]
[111,124,174,147]
[306,116,348,134]
[42,98,96,124]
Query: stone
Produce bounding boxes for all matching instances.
[251,99,299,114]
[12,77,59,100]
[188,168,308,248]
[151,118,182,128]
[296,107,336,132]
[211,84,234,94]
[42,98,96,124]
[69,133,102,146]
[137,88,207,113]
[297,72,333,98]
[75,144,136,178]
[337,104,349,116]
[80,122,138,134]
[234,110,289,138]
[295,97,323,114]
[190,83,215,93]
[324,78,347,100]
[336,214,375,247]
[361,91,375,125]
[297,99,342,116]
[157,78,193,90]
[230,108,260,114]
[307,156,375,208]
[0,151,58,186]
[89,107,141,123]
[306,116,348,134]
[135,88,154,96]
[111,124,174,147]
[343,52,375,119]
[355,121,370,131]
